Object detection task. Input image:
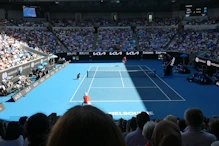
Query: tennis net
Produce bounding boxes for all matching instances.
[87,70,156,78]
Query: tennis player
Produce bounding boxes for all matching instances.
[77,73,81,80]
[82,92,92,105]
[122,56,127,63]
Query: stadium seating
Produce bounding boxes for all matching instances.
[10,19,47,27]
[96,28,136,52]
[0,19,14,26]
[1,28,65,54]
[137,28,177,51]
[0,30,40,70]
[51,18,77,27]
[54,28,94,52]
[168,31,219,53]
[186,16,219,25]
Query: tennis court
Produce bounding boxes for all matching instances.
[70,65,185,103]
[1,60,219,121]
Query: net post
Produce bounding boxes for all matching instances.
[87,71,88,78]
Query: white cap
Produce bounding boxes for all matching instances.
[84,92,88,96]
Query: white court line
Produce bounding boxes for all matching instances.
[91,86,158,89]
[119,71,125,88]
[70,99,185,103]
[139,66,171,101]
[69,66,91,102]
[145,65,186,101]
[87,66,98,94]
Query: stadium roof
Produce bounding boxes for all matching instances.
[0,0,218,12]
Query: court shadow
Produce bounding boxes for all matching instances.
[123,61,185,115]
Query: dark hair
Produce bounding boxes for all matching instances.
[129,117,137,131]
[47,105,126,146]
[184,108,204,127]
[4,122,21,140]
[209,119,219,140]
[19,116,28,126]
[151,120,181,146]
[178,119,186,132]
[137,112,150,129]
[25,113,49,146]
[0,120,5,138]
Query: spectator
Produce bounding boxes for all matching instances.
[142,121,157,146]
[178,119,187,132]
[209,118,219,140]
[0,122,24,146]
[0,120,5,140]
[123,117,137,138]
[47,105,126,146]
[151,120,181,146]
[211,141,219,146]
[155,118,162,123]
[125,112,150,146]
[19,116,28,138]
[182,108,216,146]
[164,114,177,125]
[24,113,50,146]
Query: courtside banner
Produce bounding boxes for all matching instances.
[196,57,219,68]
[11,62,69,102]
[0,103,5,112]
[57,51,193,61]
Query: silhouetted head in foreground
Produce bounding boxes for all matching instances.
[47,105,126,146]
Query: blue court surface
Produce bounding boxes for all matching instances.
[0,60,218,121]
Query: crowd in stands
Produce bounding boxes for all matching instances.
[0,30,39,70]
[0,61,53,96]
[10,19,46,27]
[94,18,115,27]
[50,17,179,27]
[51,18,77,27]
[168,31,219,53]
[118,17,179,26]
[0,74,32,96]
[137,28,177,51]
[80,19,93,27]
[96,28,137,52]
[152,17,179,26]
[186,16,219,25]
[0,106,219,146]
[2,28,65,54]
[1,16,219,70]
[54,28,94,52]
[0,19,14,26]
[51,18,116,27]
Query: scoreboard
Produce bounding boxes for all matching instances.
[185,4,207,17]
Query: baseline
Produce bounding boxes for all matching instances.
[69,99,185,103]
[91,86,158,89]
